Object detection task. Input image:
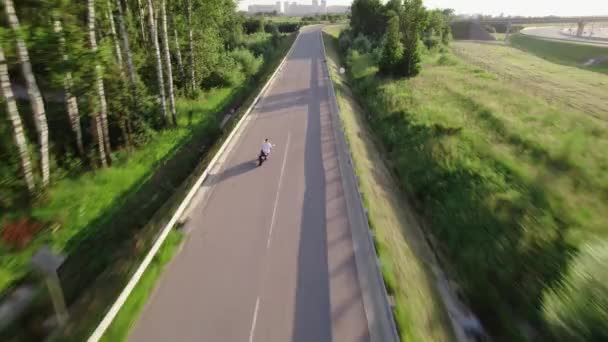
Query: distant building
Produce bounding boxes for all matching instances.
[248,2,281,14]
[248,0,348,16]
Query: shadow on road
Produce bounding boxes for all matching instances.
[292,31,333,342]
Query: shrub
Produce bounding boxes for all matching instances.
[264,22,278,35]
[201,55,243,87]
[353,34,372,53]
[542,241,608,341]
[338,29,353,53]
[276,22,300,33]
[243,18,264,34]
[423,36,441,50]
[1,218,43,250]
[230,48,263,77]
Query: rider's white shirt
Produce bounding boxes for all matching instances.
[262,142,272,154]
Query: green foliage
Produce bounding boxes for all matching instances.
[510,34,608,74]
[350,0,386,39]
[230,48,263,77]
[542,240,608,341]
[352,34,372,53]
[379,14,404,75]
[339,39,608,338]
[243,18,264,34]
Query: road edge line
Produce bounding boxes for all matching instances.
[87,31,300,342]
[319,29,400,342]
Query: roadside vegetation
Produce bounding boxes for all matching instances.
[333,0,608,340]
[0,0,298,339]
[323,25,454,341]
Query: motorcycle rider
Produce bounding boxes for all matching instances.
[260,138,273,160]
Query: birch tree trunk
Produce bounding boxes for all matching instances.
[137,0,147,44]
[148,0,168,125]
[4,0,50,186]
[0,45,36,192]
[160,0,177,125]
[188,0,195,94]
[53,20,85,156]
[116,0,137,89]
[88,0,110,166]
[169,11,184,80]
[107,0,123,67]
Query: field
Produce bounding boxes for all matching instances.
[323,25,455,341]
[509,34,608,74]
[333,27,608,339]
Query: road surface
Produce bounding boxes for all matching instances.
[129,26,370,342]
[521,26,608,47]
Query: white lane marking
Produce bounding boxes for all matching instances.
[267,132,291,249]
[248,296,261,342]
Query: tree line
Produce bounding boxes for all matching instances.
[0,0,264,202]
[345,0,452,77]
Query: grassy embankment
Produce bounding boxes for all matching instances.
[0,33,296,342]
[509,33,608,74]
[329,26,608,340]
[323,26,454,341]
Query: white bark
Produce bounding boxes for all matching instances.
[137,0,147,43]
[107,1,123,67]
[4,0,50,186]
[188,0,195,93]
[148,0,168,124]
[160,0,177,125]
[0,45,35,192]
[116,0,137,89]
[171,13,184,79]
[53,20,85,156]
[88,0,110,166]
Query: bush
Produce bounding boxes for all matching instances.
[484,25,496,33]
[243,18,264,34]
[201,56,243,87]
[353,34,372,53]
[230,48,263,77]
[338,29,353,53]
[423,36,441,50]
[264,22,278,35]
[276,22,300,33]
[542,241,608,341]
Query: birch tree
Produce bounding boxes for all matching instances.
[106,0,123,67]
[116,0,136,88]
[88,0,110,166]
[53,20,85,156]
[171,12,184,81]
[160,0,177,125]
[188,0,195,94]
[0,45,36,192]
[148,0,168,124]
[4,0,50,186]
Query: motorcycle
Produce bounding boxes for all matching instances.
[258,150,269,166]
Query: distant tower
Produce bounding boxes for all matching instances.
[312,0,319,12]
[284,1,289,14]
[276,1,281,13]
[321,0,327,13]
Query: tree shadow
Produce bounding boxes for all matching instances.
[292,32,333,342]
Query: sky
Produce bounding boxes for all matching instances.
[238,0,608,17]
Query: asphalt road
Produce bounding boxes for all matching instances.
[129,26,370,342]
[521,26,608,46]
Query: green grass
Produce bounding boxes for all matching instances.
[99,230,183,342]
[323,28,454,341]
[334,28,608,339]
[492,33,506,41]
[0,91,227,292]
[509,34,608,74]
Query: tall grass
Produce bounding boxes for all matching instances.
[340,38,608,339]
[510,34,608,74]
